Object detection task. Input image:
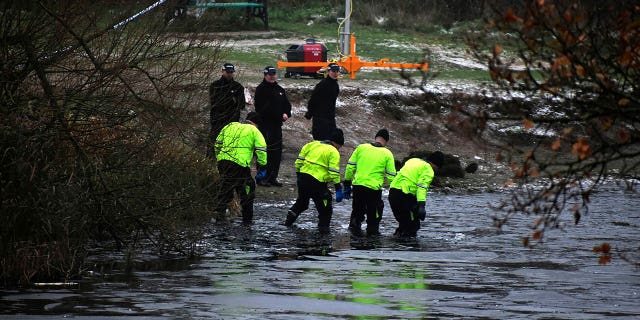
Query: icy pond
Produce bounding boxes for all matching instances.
[1,184,639,319]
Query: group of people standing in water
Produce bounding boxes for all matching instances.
[209,62,444,237]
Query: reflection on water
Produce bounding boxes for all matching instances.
[1,185,639,319]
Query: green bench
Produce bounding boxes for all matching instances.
[187,0,269,29]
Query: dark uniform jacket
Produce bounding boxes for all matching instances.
[209,76,245,138]
[254,80,292,128]
[305,76,339,140]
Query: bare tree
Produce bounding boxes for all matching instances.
[1,1,223,285]
[459,1,639,263]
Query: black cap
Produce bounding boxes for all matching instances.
[263,66,277,75]
[330,128,344,145]
[328,63,340,72]
[375,128,390,142]
[222,63,235,72]
[426,151,444,168]
[246,111,261,124]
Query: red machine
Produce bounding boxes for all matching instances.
[284,39,328,78]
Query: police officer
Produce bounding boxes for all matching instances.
[254,66,292,187]
[343,129,397,236]
[285,128,345,233]
[304,63,340,141]
[215,112,267,224]
[209,63,246,157]
[388,151,444,237]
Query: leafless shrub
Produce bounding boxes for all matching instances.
[1,1,225,286]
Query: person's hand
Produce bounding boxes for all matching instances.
[415,201,426,221]
[304,111,312,120]
[343,185,352,200]
[282,113,289,121]
[256,169,267,180]
[335,189,344,203]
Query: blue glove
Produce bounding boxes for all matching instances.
[335,189,344,203]
[343,185,352,200]
[256,169,267,180]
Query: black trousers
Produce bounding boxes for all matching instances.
[259,123,283,183]
[216,160,256,223]
[388,187,420,237]
[350,185,384,234]
[311,117,336,141]
[289,173,333,228]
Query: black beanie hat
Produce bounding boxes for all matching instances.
[331,128,344,145]
[426,151,444,168]
[246,111,261,125]
[375,128,390,142]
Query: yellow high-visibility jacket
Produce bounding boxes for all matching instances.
[344,142,396,190]
[295,141,341,184]
[215,121,267,168]
[389,158,435,202]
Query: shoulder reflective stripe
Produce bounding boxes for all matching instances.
[416,183,428,189]
[329,167,340,173]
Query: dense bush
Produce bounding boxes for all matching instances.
[0,1,224,286]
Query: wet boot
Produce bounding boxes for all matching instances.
[317,212,332,234]
[284,210,299,227]
[348,216,363,236]
[318,224,330,234]
[366,228,380,237]
[366,221,380,237]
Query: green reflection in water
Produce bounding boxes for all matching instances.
[352,280,379,294]
[298,292,337,301]
[348,296,387,304]
[297,291,389,305]
[297,268,431,309]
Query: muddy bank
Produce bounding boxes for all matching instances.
[250,78,512,202]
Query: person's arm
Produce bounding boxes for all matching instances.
[416,165,435,202]
[209,81,219,108]
[295,142,310,172]
[283,88,292,119]
[385,151,397,183]
[254,84,268,116]
[305,81,323,119]
[344,146,359,182]
[235,82,246,110]
[328,148,341,185]
[253,126,267,166]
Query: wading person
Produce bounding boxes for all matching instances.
[208,63,246,157]
[254,66,292,187]
[304,63,340,140]
[343,129,396,236]
[285,128,345,233]
[214,112,267,224]
[388,151,444,237]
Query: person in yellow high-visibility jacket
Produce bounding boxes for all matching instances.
[285,128,345,233]
[215,112,267,224]
[389,151,444,237]
[343,129,396,236]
